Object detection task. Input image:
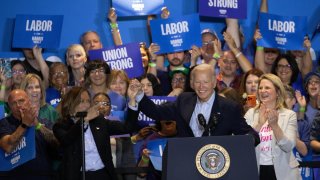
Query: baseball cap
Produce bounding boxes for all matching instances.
[169,67,189,78]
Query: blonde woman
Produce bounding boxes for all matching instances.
[66,44,87,86]
[244,73,300,180]
[20,73,59,124]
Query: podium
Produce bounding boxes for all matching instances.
[162,135,258,180]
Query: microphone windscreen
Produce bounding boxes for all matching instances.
[197,113,206,127]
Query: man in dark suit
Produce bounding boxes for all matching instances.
[128,64,259,146]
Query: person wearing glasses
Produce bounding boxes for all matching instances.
[46,62,69,108]
[11,60,27,90]
[270,53,302,93]
[167,67,190,97]
[53,86,139,180]
[190,28,222,68]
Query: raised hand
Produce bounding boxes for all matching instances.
[127,79,142,106]
[20,105,37,126]
[223,31,237,50]
[148,43,160,61]
[258,103,267,125]
[85,104,100,122]
[161,7,170,19]
[253,29,262,42]
[213,38,222,56]
[0,67,7,85]
[32,45,44,61]
[266,109,279,128]
[303,36,311,50]
[108,7,117,23]
[295,90,306,108]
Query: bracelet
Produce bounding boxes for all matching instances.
[148,62,156,67]
[0,85,5,90]
[257,46,264,51]
[141,155,150,163]
[213,52,221,59]
[36,123,43,130]
[110,22,118,29]
[235,52,242,58]
[299,107,306,113]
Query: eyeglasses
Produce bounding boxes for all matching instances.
[172,78,186,83]
[12,70,26,75]
[308,80,320,85]
[52,71,67,77]
[95,101,111,106]
[277,64,291,70]
[202,40,214,46]
[90,68,105,75]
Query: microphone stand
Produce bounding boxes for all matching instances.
[76,111,88,180]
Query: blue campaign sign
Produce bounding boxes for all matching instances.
[137,96,176,128]
[257,13,307,50]
[12,14,63,49]
[199,0,247,19]
[112,0,164,17]
[89,42,144,79]
[147,138,167,171]
[0,127,36,171]
[150,14,202,54]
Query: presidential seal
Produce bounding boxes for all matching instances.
[195,144,230,179]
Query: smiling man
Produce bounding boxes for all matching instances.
[128,64,259,146]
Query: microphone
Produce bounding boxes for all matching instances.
[198,113,207,129]
[75,111,88,118]
[207,113,219,136]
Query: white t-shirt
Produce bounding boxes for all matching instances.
[258,122,273,165]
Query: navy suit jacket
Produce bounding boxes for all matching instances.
[138,92,260,146]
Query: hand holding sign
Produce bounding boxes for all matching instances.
[303,37,311,50]
[223,31,237,51]
[108,8,117,23]
[32,45,43,61]
[160,7,170,19]
[148,43,160,60]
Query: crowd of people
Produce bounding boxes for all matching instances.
[0,1,320,180]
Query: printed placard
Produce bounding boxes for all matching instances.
[257,13,307,50]
[0,127,36,171]
[112,0,164,16]
[138,96,176,128]
[88,42,144,79]
[199,0,247,19]
[147,138,167,171]
[150,14,202,54]
[12,14,63,48]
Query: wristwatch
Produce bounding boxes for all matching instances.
[20,123,29,129]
